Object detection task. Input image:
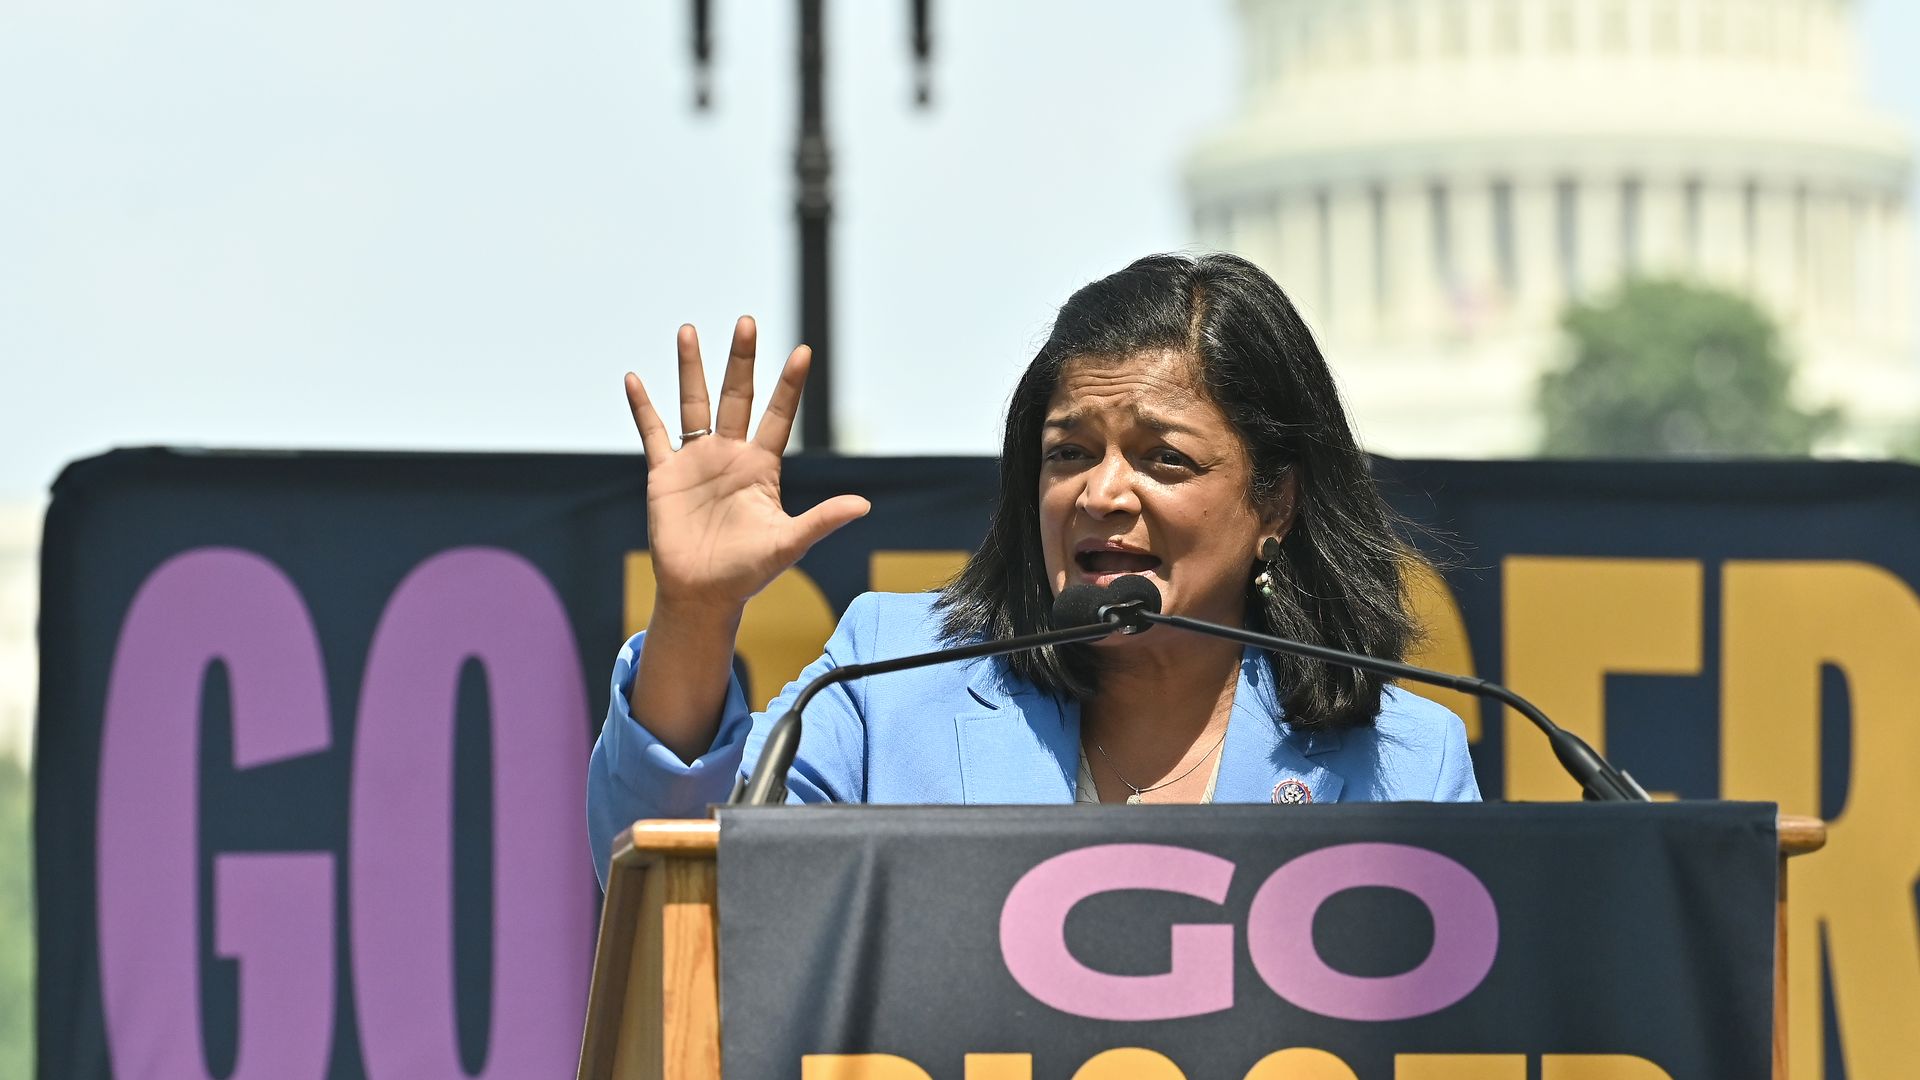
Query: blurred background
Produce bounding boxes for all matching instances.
[3,0,1918,1071]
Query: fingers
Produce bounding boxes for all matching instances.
[624,372,674,462]
[675,324,712,436]
[786,494,872,556]
[713,315,758,439]
[753,344,811,454]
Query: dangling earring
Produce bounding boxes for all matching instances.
[1253,536,1282,598]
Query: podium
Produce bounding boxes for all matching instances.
[578,811,1825,1080]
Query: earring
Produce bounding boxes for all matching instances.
[1253,536,1282,598]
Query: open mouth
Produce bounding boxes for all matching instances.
[1074,550,1163,576]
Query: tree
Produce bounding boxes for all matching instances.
[0,754,27,1076]
[1891,423,1920,463]
[1537,278,1839,456]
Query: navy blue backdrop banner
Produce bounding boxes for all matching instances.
[716,803,1779,1080]
[36,448,1920,1078]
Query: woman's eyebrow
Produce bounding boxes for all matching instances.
[1131,406,1203,437]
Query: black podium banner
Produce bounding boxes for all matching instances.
[36,448,1920,1078]
[717,803,1779,1080]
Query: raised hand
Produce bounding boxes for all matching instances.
[625,316,870,612]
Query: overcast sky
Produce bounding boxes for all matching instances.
[3,0,1917,502]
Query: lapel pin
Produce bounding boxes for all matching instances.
[1272,779,1313,805]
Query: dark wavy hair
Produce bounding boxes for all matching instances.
[934,252,1418,730]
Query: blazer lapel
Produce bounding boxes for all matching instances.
[954,657,1080,805]
[1213,648,1347,805]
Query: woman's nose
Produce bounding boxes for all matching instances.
[1078,452,1140,517]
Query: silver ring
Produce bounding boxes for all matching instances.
[679,427,714,441]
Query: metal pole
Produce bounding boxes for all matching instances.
[688,0,930,451]
[796,0,835,451]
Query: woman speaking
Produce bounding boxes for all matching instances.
[587,253,1478,884]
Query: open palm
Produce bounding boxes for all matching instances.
[625,317,869,609]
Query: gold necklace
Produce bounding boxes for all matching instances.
[1091,727,1230,805]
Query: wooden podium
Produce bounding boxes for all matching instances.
[577,814,1827,1080]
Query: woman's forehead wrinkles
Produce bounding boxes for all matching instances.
[1042,404,1208,438]
[1050,358,1207,415]
[1046,376,1223,438]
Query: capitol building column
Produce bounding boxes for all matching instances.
[1329,186,1375,342]
[1277,191,1325,330]
[1860,194,1893,345]
[1385,179,1437,343]
[1639,177,1690,281]
[1890,197,1916,347]
[1806,189,1847,338]
[1221,196,1282,296]
[1511,173,1563,331]
[1575,175,1623,302]
[1452,175,1497,327]
[1753,182,1800,326]
[1702,176,1751,291]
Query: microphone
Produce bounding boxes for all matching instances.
[733,585,1123,806]
[1098,575,1651,803]
[1049,576,1157,631]
[1095,573,1160,630]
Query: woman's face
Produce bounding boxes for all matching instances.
[1038,350,1289,632]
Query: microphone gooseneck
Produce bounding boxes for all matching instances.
[1098,574,1651,803]
[732,587,1123,806]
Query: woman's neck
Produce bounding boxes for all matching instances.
[1082,632,1244,769]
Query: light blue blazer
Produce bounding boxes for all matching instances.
[587,592,1481,885]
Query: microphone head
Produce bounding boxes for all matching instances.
[1105,574,1163,615]
[1050,583,1109,628]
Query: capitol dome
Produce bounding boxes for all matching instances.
[1186,0,1916,455]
